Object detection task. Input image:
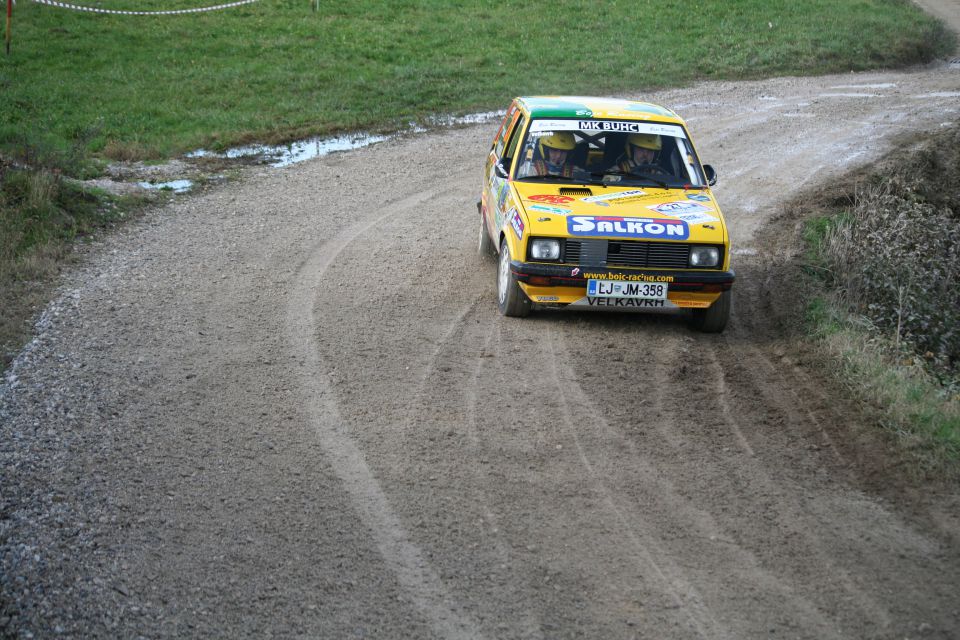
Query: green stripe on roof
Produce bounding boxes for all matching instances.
[519,96,677,120]
[520,98,594,118]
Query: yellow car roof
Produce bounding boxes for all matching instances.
[515,96,682,123]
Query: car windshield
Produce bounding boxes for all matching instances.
[512,118,706,188]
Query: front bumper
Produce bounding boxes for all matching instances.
[511,261,735,309]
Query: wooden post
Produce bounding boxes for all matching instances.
[5,0,11,55]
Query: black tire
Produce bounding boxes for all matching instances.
[478,211,495,258]
[497,238,531,317]
[688,290,731,333]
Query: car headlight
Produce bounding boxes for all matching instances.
[689,246,720,268]
[530,238,561,261]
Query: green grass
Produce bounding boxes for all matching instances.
[0,0,953,162]
[804,300,960,475]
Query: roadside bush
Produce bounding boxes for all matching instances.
[819,127,960,380]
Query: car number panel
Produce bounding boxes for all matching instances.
[586,279,667,300]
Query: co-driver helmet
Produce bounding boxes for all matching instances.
[625,132,662,156]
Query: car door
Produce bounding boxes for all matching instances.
[483,107,526,248]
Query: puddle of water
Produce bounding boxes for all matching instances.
[187,133,391,168]
[138,179,193,193]
[187,110,504,168]
[910,92,960,99]
[829,83,896,89]
[818,93,881,98]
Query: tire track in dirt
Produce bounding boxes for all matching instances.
[702,348,756,457]
[285,188,485,640]
[701,338,895,631]
[544,319,858,638]
[405,310,547,639]
[540,326,722,640]
[656,311,904,632]
[659,266,956,633]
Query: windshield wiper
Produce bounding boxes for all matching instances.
[595,169,671,189]
[518,174,582,182]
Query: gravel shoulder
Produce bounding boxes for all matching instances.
[3,64,960,639]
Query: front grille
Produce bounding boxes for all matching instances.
[564,239,696,269]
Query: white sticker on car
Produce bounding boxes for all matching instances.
[580,189,647,205]
[646,201,714,215]
[528,204,571,215]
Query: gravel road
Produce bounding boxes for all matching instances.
[3,63,960,639]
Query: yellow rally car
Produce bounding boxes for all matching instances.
[479,96,734,332]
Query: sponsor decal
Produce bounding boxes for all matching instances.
[529,203,571,215]
[571,267,580,277]
[495,179,510,211]
[529,119,574,131]
[536,295,560,302]
[576,121,686,138]
[686,193,711,202]
[510,209,524,239]
[567,216,689,240]
[570,296,679,309]
[672,211,719,225]
[647,201,713,215]
[529,194,574,204]
[529,120,685,139]
[586,297,668,308]
[581,189,647,206]
[620,197,655,206]
[582,272,674,283]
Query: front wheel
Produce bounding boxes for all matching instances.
[497,239,531,317]
[688,290,731,333]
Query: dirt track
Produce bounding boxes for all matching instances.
[2,63,960,638]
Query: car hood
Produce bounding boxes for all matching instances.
[513,182,726,244]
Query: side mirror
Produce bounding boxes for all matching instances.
[703,164,718,187]
[495,158,510,179]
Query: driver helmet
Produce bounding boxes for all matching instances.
[539,131,576,159]
[625,133,662,156]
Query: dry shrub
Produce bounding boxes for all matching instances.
[822,128,960,378]
[101,140,159,162]
[25,170,59,213]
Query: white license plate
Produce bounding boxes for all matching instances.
[586,279,668,300]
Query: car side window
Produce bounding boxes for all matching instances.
[493,105,518,158]
[677,137,705,186]
[501,115,526,173]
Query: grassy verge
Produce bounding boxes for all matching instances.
[799,126,960,476]
[0,163,151,368]
[1,0,954,161]
[804,295,960,476]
